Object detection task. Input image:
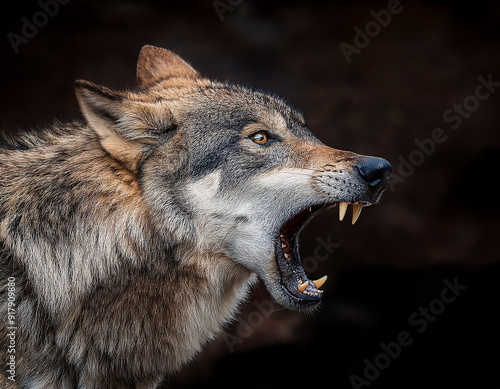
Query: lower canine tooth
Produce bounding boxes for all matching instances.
[352,204,363,225]
[312,275,327,289]
[298,281,308,293]
[339,202,348,221]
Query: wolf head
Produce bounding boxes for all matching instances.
[75,45,391,311]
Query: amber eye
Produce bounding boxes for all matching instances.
[251,131,270,145]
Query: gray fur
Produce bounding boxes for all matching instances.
[0,46,389,388]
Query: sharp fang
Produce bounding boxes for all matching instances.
[339,202,348,221]
[312,275,327,289]
[281,244,287,249]
[298,281,308,293]
[352,204,363,225]
[284,253,290,259]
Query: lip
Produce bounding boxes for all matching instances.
[273,204,331,309]
[272,200,376,310]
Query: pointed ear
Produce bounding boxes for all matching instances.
[75,79,174,172]
[136,45,200,89]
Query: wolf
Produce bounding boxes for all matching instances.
[0,45,391,388]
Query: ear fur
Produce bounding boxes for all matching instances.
[75,79,174,172]
[136,45,200,89]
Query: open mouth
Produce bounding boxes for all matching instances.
[274,201,371,309]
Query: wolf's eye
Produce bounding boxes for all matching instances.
[250,131,270,145]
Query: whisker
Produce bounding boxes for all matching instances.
[279,171,315,177]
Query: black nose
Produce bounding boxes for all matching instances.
[354,157,392,189]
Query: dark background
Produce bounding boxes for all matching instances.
[1,1,499,388]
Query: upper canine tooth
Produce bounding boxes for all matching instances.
[312,275,327,289]
[352,204,363,225]
[339,202,348,221]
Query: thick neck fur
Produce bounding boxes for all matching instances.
[0,122,256,387]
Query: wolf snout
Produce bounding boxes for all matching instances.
[354,156,392,192]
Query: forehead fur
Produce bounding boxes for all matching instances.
[131,46,306,128]
[130,79,306,130]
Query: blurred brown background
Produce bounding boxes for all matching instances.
[1,1,499,388]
